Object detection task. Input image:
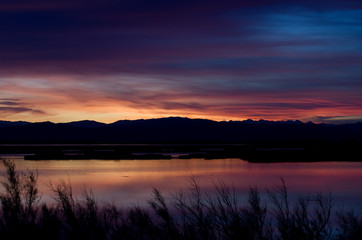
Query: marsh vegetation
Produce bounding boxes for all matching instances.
[0,158,361,240]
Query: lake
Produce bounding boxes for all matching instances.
[1,157,361,210]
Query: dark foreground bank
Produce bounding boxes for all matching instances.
[0,159,361,240]
[1,142,361,162]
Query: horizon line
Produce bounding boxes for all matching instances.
[1,116,362,125]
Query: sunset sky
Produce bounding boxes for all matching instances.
[1,0,361,124]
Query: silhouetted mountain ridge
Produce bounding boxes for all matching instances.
[0,117,361,143]
[62,120,107,128]
[0,120,30,128]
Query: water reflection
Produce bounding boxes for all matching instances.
[1,157,362,209]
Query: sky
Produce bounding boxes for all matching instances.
[0,0,361,124]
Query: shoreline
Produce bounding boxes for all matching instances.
[0,143,360,162]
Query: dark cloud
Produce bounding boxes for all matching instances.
[0,99,45,115]
[309,116,362,124]
[0,107,45,114]
[0,99,21,106]
[1,0,360,74]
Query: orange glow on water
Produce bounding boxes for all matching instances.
[5,158,362,208]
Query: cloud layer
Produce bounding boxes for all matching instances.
[1,0,361,123]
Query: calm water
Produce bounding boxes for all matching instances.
[1,157,362,210]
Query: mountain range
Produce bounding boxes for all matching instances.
[1,117,362,143]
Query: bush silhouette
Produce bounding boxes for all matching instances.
[0,159,361,240]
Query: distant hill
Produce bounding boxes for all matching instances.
[0,120,30,128]
[0,117,362,143]
[61,120,107,128]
